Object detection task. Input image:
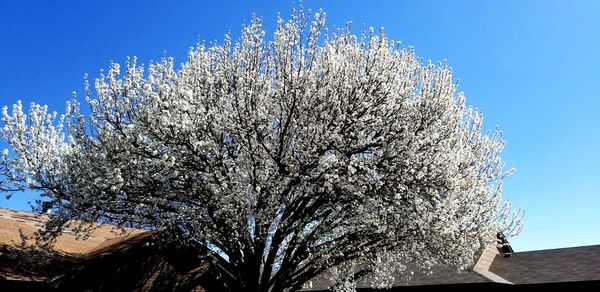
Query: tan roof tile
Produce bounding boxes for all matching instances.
[0,208,145,255]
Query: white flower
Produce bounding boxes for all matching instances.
[0,7,521,292]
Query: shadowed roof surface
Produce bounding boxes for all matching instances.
[2,208,600,290]
[489,244,600,284]
[304,263,490,291]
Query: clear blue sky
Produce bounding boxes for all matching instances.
[1,0,599,252]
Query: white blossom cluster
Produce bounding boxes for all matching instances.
[0,8,520,292]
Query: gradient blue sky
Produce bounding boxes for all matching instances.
[1,0,599,252]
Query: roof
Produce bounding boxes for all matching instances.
[393,264,489,286]
[49,232,222,291]
[0,208,224,291]
[305,262,491,291]
[0,208,144,254]
[490,244,600,284]
[2,208,600,289]
[0,207,146,283]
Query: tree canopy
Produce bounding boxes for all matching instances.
[0,8,520,292]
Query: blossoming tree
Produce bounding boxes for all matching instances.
[0,9,520,292]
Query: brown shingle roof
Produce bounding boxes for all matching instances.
[0,208,224,291]
[2,208,600,290]
[0,208,144,255]
[305,263,490,290]
[489,245,600,284]
[49,232,217,291]
[0,207,147,282]
[393,264,489,286]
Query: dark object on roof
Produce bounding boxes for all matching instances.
[496,233,514,256]
[490,244,600,285]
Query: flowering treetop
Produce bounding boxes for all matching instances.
[0,8,521,292]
